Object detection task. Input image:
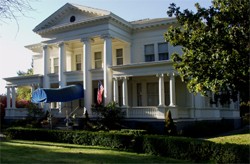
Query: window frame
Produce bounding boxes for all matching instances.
[53,57,59,73]
[144,44,155,62]
[158,42,169,61]
[94,51,102,69]
[75,54,82,71]
[116,48,123,65]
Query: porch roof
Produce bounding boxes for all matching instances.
[111,60,176,77]
[3,74,43,87]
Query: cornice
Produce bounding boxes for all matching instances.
[111,60,173,70]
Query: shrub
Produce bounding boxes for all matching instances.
[164,110,177,135]
[5,127,134,150]
[5,127,249,163]
[142,135,249,163]
[92,101,124,130]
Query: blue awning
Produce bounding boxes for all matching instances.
[31,84,84,103]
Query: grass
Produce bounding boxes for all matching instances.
[206,133,250,145]
[0,140,187,163]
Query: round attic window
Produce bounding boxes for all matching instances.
[70,16,76,22]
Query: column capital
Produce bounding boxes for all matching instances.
[42,44,53,50]
[167,71,177,77]
[156,73,165,78]
[57,42,64,47]
[81,37,92,43]
[113,77,118,81]
[42,44,48,50]
[121,76,129,80]
[5,85,17,88]
[101,33,113,40]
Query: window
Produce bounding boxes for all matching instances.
[75,54,82,71]
[53,58,59,73]
[94,52,102,69]
[116,49,123,65]
[158,43,168,60]
[70,16,76,22]
[147,82,158,106]
[145,44,155,62]
[49,59,51,73]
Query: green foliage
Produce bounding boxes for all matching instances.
[5,127,249,163]
[16,67,33,101]
[26,103,44,118]
[5,127,134,150]
[142,135,249,163]
[92,101,124,130]
[165,0,250,104]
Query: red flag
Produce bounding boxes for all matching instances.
[97,81,104,104]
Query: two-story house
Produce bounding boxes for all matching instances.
[4,3,241,130]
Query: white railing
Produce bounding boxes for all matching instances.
[123,106,164,119]
[5,108,29,118]
[5,106,240,120]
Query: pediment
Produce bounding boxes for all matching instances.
[33,3,111,33]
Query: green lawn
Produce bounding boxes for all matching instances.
[0,140,186,163]
[207,129,250,145]
[206,133,250,145]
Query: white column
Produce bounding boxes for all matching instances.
[157,73,165,107]
[31,84,35,93]
[58,42,66,88]
[6,86,11,108]
[11,86,16,108]
[122,77,128,107]
[113,77,119,104]
[169,72,176,107]
[81,37,92,115]
[43,45,50,88]
[102,34,113,105]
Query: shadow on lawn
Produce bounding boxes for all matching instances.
[0,140,185,163]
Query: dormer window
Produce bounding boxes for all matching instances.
[70,16,76,22]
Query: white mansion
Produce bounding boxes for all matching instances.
[4,3,240,128]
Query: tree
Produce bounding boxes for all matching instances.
[164,110,176,135]
[0,0,35,33]
[16,67,33,100]
[0,0,34,21]
[165,0,250,104]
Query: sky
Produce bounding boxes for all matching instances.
[0,0,212,94]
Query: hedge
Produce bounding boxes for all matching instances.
[5,127,250,163]
[142,135,250,163]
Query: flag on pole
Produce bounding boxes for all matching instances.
[97,81,104,104]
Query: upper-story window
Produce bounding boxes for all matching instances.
[145,44,155,62]
[54,58,59,73]
[158,43,168,60]
[75,54,82,71]
[94,52,102,69]
[49,59,52,73]
[116,48,123,65]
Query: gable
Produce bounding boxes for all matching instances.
[33,3,111,33]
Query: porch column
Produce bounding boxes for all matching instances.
[31,84,35,93]
[58,42,66,88]
[157,73,165,107]
[169,72,176,107]
[11,86,16,108]
[113,77,119,104]
[122,77,128,107]
[102,34,113,105]
[81,37,92,115]
[43,45,50,88]
[6,86,11,108]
